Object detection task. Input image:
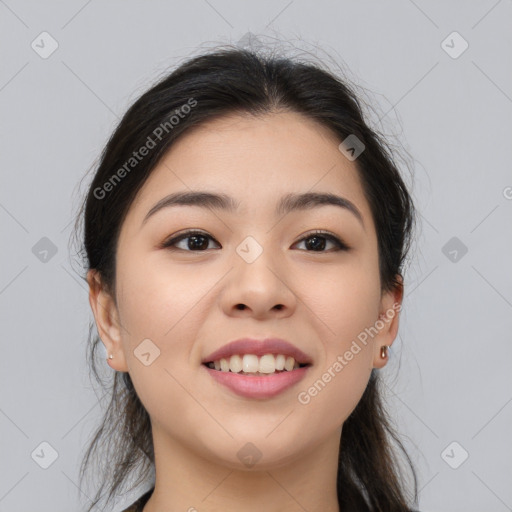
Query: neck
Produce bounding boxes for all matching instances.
[143,423,342,512]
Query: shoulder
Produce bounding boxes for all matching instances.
[120,487,154,512]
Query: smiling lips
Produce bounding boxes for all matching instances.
[202,337,313,399]
[206,353,302,374]
[202,337,313,365]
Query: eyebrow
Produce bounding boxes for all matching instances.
[141,190,364,228]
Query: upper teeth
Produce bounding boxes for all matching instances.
[209,354,301,373]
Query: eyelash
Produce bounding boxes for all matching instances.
[160,229,350,253]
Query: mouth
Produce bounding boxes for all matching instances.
[202,337,313,368]
[201,338,313,398]
[202,354,312,376]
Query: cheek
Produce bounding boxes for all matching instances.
[115,250,222,395]
[115,255,208,420]
[115,249,209,339]
[291,257,380,422]
[294,253,381,340]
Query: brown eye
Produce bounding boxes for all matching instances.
[161,230,349,253]
[161,231,220,251]
[294,231,349,252]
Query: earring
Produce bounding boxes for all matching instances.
[380,345,389,359]
[106,354,113,362]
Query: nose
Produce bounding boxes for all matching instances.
[220,243,297,320]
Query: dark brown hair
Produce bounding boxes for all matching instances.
[73,43,419,512]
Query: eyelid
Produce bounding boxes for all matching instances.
[160,229,350,251]
[159,229,219,249]
[295,229,351,251]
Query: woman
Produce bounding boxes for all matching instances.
[76,44,419,511]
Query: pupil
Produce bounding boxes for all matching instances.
[306,236,325,251]
[188,235,208,250]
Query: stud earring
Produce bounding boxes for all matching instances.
[380,345,389,359]
[106,354,113,362]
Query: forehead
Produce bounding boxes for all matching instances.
[126,111,373,226]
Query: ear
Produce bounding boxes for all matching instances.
[372,274,403,369]
[86,269,129,372]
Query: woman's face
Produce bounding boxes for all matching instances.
[88,111,401,469]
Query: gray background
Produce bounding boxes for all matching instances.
[1,1,511,511]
